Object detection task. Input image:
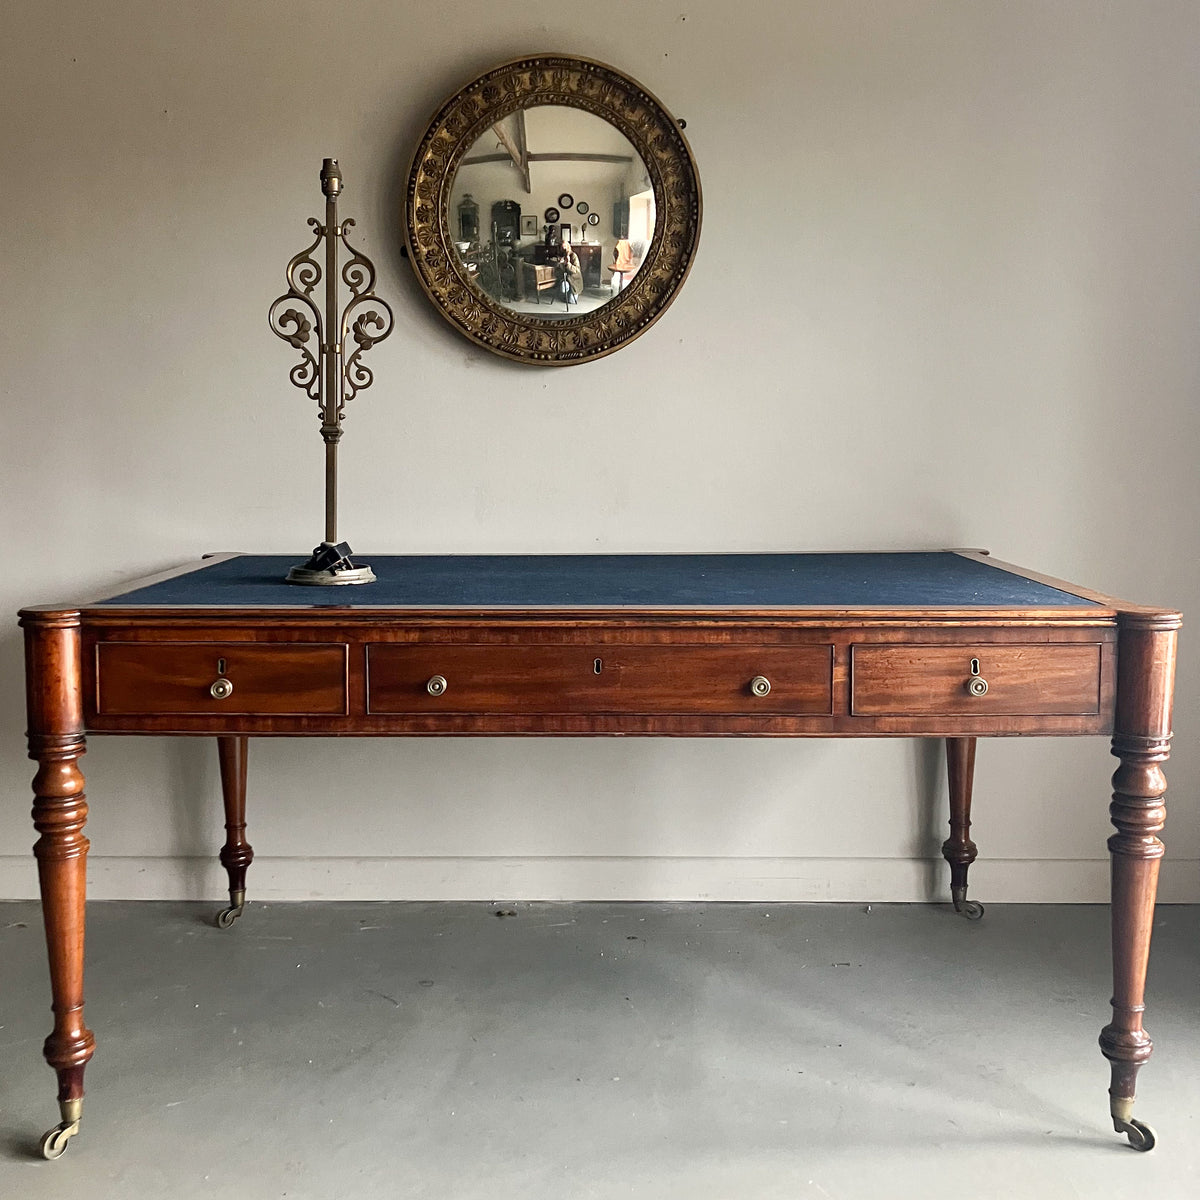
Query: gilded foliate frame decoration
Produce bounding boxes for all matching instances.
[405,55,702,365]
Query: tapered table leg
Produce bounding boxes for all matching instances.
[1099,610,1180,1151]
[21,610,96,1160]
[215,736,252,927]
[942,737,982,919]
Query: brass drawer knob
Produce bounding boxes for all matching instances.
[426,674,448,697]
[210,678,234,700]
[966,658,987,696]
[750,675,772,697]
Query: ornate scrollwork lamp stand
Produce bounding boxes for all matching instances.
[269,159,393,584]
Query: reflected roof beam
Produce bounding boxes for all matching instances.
[461,152,635,166]
[490,111,531,193]
[527,153,634,164]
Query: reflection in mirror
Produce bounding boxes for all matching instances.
[449,105,654,318]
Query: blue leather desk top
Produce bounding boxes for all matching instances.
[93,553,1098,610]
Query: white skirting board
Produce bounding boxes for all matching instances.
[0,856,1197,903]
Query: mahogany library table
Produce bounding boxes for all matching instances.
[19,550,1179,1157]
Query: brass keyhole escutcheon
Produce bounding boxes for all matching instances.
[750,675,771,697]
[426,674,448,697]
[210,678,234,700]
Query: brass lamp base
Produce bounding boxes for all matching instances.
[270,161,393,593]
[286,541,376,586]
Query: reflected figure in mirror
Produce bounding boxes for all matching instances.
[559,241,583,308]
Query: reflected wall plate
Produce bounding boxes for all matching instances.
[576,201,589,215]
[557,192,574,208]
[544,207,560,222]
[587,212,600,226]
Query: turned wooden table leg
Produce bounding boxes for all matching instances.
[1099,611,1180,1151]
[21,610,96,1160]
[215,736,252,928]
[943,737,983,919]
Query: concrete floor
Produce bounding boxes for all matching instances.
[1,902,1197,1199]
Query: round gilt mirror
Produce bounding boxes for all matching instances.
[405,55,702,365]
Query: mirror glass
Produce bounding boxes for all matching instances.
[448,106,654,318]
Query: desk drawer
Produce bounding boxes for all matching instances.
[367,644,833,715]
[850,643,1101,716]
[95,642,349,716]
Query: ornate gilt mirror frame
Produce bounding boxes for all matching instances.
[405,55,702,365]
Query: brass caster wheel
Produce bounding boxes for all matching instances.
[39,1120,80,1160]
[1114,1117,1156,1152]
[215,904,244,929]
[958,899,985,921]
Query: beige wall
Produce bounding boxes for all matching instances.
[2,1,1197,902]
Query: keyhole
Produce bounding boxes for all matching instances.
[594,658,603,674]
[970,658,980,676]
[217,658,227,675]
